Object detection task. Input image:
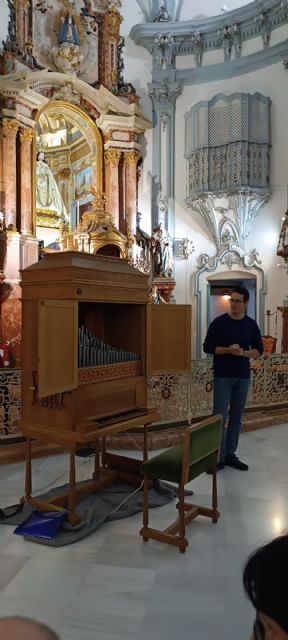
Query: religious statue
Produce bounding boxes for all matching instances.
[35,0,51,13]
[153,34,174,68]
[51,11,83,75]
[36,152,68,222]
[149,284,167,304]
[151,222,174,278]
[58,13,80,46]
[154,2,170,22]
[277,209,288,263]
[0,211,5,232]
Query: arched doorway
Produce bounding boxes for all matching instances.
[34,101,103,247]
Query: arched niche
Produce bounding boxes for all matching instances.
[33,101,103,246]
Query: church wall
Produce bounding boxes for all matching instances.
[120,1,153,235]
[120,0,288,351]
[173,60,288,350]
[0,0,9,49]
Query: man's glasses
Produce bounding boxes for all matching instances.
[230,298,244,304]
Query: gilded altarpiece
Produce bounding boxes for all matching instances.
[0,0,151,383]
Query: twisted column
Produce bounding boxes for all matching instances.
[20,127,34,234]
[2,119,19,230]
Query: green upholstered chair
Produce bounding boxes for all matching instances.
[140,414,222,553]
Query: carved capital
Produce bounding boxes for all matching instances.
[17,0,30,8]
[124,150,140,166]
[104,149,122,165]
[20,127,35,144]
[149,83,182,111]
[2,119,19,138]
[104,8,123,39]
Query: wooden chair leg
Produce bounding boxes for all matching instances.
[25,438,32,500]
[178,483,186,549]
[141,476,149,542]
[143,424,148,462]
[94,441,100,478]
[212,465,218,523]
[68,450,78,525]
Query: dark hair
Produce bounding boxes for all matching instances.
[231,286,249,302]
[243,535,288,632]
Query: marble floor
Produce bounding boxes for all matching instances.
[0,424,288,640]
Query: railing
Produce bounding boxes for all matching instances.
[1,354,288,443]
[147,353,288,422]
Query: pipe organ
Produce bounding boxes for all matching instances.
[20,252,191,523]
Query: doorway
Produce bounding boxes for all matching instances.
[208,277,256,324]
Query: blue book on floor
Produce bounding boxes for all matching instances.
[14,509,66,540]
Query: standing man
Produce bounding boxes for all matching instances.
[203,286,263,471]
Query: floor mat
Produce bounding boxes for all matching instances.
[0,479,178,547]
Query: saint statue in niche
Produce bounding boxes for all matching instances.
[277,209,288,263]
[36,152,68,221]
[151,222,174,278]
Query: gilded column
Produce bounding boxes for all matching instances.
[20,127,34,235]
[3,119,19,230]
[104,149,121,228]
[124,150,139,236]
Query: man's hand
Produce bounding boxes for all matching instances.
[229,344,244,356]
[242,349,260,358]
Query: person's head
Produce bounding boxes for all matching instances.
[0,617,60,640]
[37,151,45,162]
[229,286,249,319]
[243,535,288,640]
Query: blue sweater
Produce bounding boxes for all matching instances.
[203,313,263,379]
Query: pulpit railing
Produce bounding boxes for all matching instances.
[1,354,288,443]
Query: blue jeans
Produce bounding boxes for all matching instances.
[213,377,251,462]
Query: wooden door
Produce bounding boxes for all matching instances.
[147,305,191,375]
[38,300,78,397]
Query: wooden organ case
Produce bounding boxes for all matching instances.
[21,252,191,523]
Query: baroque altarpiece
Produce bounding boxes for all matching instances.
[0,0,152,364]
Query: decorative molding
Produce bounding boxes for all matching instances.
[188,191,270,254]
[130,0,288,84]
[174,237,195,260]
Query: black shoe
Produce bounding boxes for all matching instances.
[225,455,249,471]
[206,462,225,474]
